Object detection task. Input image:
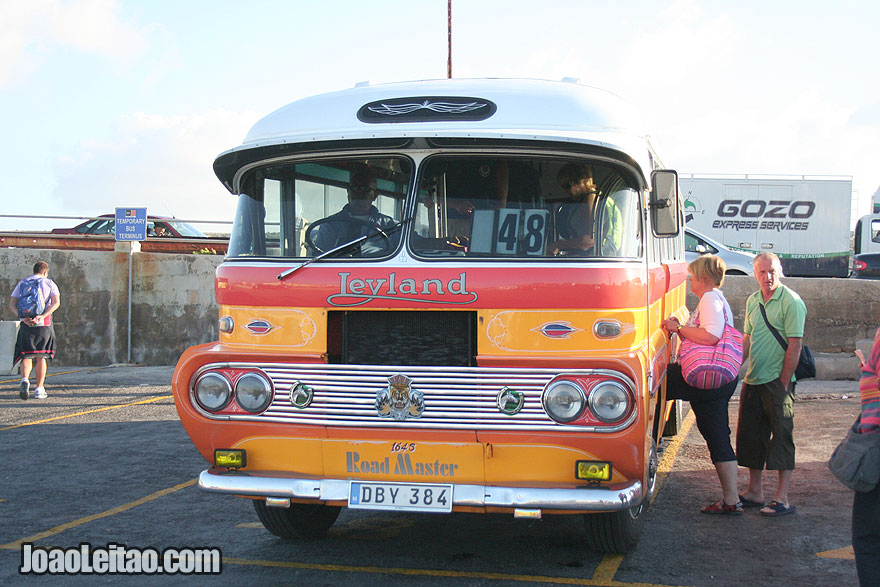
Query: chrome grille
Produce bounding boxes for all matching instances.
[196,363,631,432]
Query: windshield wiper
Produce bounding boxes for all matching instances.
[277,217,411,281]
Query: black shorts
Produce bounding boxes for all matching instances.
[736,379,796,471]
[13,323,56,366]
[666,364,737,463]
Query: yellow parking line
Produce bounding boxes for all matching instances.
[652,410,696,505]
[592,554,625,582]
[0,395,172,432]
[817,545,855,560]
[222,556,682,586]
[0,478,196,550]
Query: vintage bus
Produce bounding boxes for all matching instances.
[172,78,687,553]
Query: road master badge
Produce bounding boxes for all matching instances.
[376,374,424,421]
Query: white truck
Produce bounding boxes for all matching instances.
[855,214,880,255]
[679,174,852,277]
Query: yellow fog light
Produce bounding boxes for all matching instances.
[576,461,612,481]
[215,449,246,469]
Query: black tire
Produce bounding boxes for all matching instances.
[662,398,683,437]
[584,505,645,554]
[584,442,657,554]
[252,500,341,539]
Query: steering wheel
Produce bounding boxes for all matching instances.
[304,217,393,256]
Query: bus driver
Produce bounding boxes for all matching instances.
[312,165,397,254]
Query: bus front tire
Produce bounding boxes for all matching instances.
[663,398,683,437]
[584,441,656,553]
[253,499,341,539]
[584,506,645,554]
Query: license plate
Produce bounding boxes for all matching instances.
[348,481,453,513]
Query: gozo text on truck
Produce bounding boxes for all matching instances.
[171,78,687,553]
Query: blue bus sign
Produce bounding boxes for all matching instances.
[115,208,147,241]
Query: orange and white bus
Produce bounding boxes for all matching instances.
[172,78,687,553]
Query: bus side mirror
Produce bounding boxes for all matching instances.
[651,170,680,237]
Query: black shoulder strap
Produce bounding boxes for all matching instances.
[758,302,789,351]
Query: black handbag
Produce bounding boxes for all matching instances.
[828,415,880,492]
[758,304,816,380]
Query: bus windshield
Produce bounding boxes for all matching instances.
[226,154,642,260]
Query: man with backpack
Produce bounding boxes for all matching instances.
[8,260,61,400]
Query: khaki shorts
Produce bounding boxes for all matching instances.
[735,379,796,471]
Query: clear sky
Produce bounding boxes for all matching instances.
[2,0,878,232]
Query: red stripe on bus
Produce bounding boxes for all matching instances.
[216,264,685,309]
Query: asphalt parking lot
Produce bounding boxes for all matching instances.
[0,366,864,586]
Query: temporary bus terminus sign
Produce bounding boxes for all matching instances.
[115,208,147,241]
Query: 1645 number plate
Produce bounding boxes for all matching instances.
[348,481,453,513]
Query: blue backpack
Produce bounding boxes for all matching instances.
[16,277,47,319]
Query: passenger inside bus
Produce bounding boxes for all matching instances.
[548,163,622,256]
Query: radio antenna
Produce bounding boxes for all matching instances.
[447,0,453,78]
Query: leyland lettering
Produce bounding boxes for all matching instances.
[328,272,477,306]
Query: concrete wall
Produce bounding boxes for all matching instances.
[708,275,880,352]
[1,247,878,366]
[1,247,222,366]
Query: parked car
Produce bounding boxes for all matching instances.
[853,252,880,279]
[685,228,755,275]
[51,214,206,238]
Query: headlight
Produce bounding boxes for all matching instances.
[589,381,630,423]
[218,316,234,334]
[194,372,232,411]
[235,372,273,413]
[543,380,586,423]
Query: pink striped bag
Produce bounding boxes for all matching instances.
[678,307,743,389]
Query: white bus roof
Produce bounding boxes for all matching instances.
[215,78,655,190]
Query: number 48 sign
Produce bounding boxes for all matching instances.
[470,208,549,255]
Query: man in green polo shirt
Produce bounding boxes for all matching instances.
[736,252,807,517]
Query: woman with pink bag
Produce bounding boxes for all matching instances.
[663,255,744,515]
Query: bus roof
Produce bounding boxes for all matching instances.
[214,78,654,191]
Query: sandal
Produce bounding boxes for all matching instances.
[700,500,744,515]
[759,500,796,517]
[738,494,765,508]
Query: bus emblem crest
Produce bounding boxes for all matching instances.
[376,374,424,421]
[534,322,582,339]
[357,96,497,123]
[244,319,278,335]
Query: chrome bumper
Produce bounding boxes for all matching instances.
[198,470,642,512]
